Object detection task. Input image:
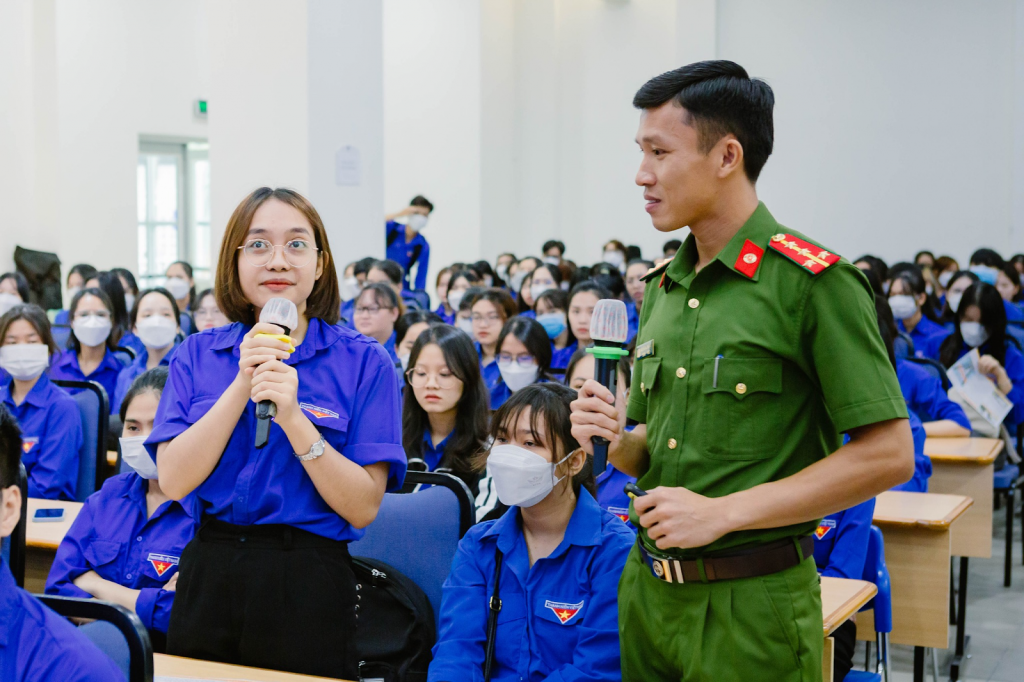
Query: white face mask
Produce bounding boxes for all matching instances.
[498,360,539,392]
[483,275,494,287]
[948,292,964,314]
[543,256,560,266]
[603,251,625,269]
[135,315,178,350]
[341,276,361,302]
[448,289,466,310]
[960,321,989,348]
[488,443,575,508]
[530,283,551,302]
[0,293,20,317]
[408,213,429,232]
[888,295,918,321]
[399,352,411,371]
[496,264,509,280]
[456,317,474,335]
[164,277,191,301]
[72,316,112,347]
[0,343,49,381]
[119,435,158,479]
[124,293,136,312]
[938,271,954,288]
[510,270,528,293]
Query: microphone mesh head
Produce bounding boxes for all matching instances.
[590,299,628,344]
[258,297,299,331]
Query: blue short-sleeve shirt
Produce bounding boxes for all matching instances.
[112,346,177,414]
[50,348,124,403]
[146,319,407,541]
[812,497,876,580]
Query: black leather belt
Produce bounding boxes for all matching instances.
[638,535,814,583]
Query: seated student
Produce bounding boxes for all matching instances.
[55,263,99,327]
[934,256,960,299]
[46,368,198,648]
[0,304,82,500]
[0,405,127,681]
[191,288,230,332]
[490,317,555,410]
[368,259,424,311]
[515,269,538,315]
[888,265,947,359]
[812,498,875,682]
[340,256,375,328]
[353,283,405,365]
[568,280,614,351]
[471,289,518,392]
[403,325,488,495]
[542,240,565,267]
[854,254,890,289]
[447,269,482,322]
[454,285,484,338]
[112,288,181,414]
[110,268,139,316]
[474,261,500,289]
[939,270,979,329]
[662,238,681,261]
[428,384,633,682]
[395,309,444,372]
[535,289,576,372]
[624,258,654,342]
[939,282,1024,429]
[996,261,1024,314]
[564,346,636,525]
[434,267,456,324]
[164,261,197,333]
[50,288,126,400]
[86,271,138,356]
[601,240,629,273]
[507,256,540,298]
[339,261,361,303]
[524,264,562,319]
[968,248,1024,323]
[0,272,29,316]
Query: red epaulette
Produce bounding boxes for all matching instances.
[767,233,840,275]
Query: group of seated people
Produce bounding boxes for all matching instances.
[0,225,1020,681]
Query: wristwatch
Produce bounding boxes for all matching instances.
[295,433,327,462]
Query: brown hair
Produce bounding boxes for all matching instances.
[471,288,517,322]
[215,187,340,326]
[0,303,59,356]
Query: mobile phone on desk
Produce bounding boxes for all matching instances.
[33,508,65,522]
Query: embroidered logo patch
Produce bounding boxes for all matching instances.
[608,507,630,523]
[814,519,837,540]
[734,239,765,279]
[22,437,38,453]
[147,553,180,577]
[545,599,584,624]
[299,402,339,420]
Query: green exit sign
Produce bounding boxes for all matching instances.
[194,99,208,117]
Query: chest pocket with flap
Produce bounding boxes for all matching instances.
[700,357,782,460]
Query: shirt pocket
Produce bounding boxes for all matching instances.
[700,357,783,460]
[139,548,185,584]
[296,396,351,448]
[82,538,123,568]
[637,357,662,398]
[535,593,587,628]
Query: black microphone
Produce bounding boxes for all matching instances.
[254,298,299,449]
[586,299,629,474]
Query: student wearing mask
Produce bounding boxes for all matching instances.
[625,259,654,342]
[85,271,137,355]
[0,305,82,500]
[940,271,980,329]
[887,266,946,359]
[474,261,499,289]
[434,267,455,324]
[428,384,633,682]
[112,288,181,413]
[403,325,488,495]
[111,268,140,315]
[340,256,376,328]
[516,269,538,315]
[57,264,99,325]
[939,282,1024,428]
[447,269,483,321]
[353,283,404,365]
[0,404,127,681]
[535,290,576,372]
[996,261,1023,309]
[489,317,555,410]
[368,259,423,311]
[339,262,362,303]
[568,281,613,350]
[471,289,518,392]
[854,255,890,292]
[385,195,433,291]
[601,239,629,273]
[934,256,960,300]
[542,240,565,266]
[495,253,517,286]
[507,256,540,299]
[565,347,636,525]
[149,187,405,677]
[46,368,198,648]
[164,262,197,333]
[0,273,29,317]
[526,264,562,318]
[968,249,1023,322]
[192,289,230,332]
[50,288,125,400]
[395,310,444,372]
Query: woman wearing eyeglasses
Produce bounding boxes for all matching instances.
[147,188,406,678]
[470,289,517,391]
[402,324,489,495]
[353,283,406,366]
[489,317,556,411]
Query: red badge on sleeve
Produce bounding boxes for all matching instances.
[734,240,765,279]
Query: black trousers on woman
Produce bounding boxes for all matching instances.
[167,519,358,679]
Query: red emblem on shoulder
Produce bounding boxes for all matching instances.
[734,240,765,279]
[768,233,840,275]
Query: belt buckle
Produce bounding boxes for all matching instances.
[644,543,683,584]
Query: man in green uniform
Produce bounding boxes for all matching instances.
[570,60,914,681]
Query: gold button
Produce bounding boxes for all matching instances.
[640,382,646,392]
[736,383,747,395]
[676,367,686,379]
[667,438,678,449]
[688,298,699,309]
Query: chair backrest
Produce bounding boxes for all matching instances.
[51,324,71,351]
[859,525,892,633]
[349,471,474,623]
[36,594,153,682]
[404,290,431,311]
[1006,328,1024,354]
[903,356,951,392]
[1,463,28,587]
[893,332,915,360]
[52,380,109,501]
[113,346,136,364]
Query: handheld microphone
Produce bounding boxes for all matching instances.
[254,298,299,449]
[586,299,629,474]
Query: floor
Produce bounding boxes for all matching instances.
[850,499,1023,681]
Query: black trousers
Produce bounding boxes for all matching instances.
[832,619,857,682]
[167,519,358,679]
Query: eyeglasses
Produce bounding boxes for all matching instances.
[497,353,537,368]
[406,368,461,389]
[471,313,503,325]
[193,307,221,319]
[237,238,318,268]
[355,305,393,316]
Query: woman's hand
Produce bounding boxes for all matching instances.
[979,354,1013,394]
[164,573,179,592]
[238,323,293,379]
[251,358,301,427]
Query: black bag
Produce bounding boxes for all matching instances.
[14,246,62,310]
[352,557,436,682]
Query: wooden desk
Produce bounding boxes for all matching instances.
[25,498,82,593]
[820,577,878,682]
[924,437,998,558]
[154,654,351,681]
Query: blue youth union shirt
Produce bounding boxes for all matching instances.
[896,359,970,430]
[146,319,407,541]
[386,221,431,291]
[50,347,124,404]
[45,472,199,633]
[812,497,876,580]
[428,489,633,682]
[0,559,126,681]
[1,374,82,500]
[112,345,177,414]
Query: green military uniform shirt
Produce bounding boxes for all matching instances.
[627,201,908,557]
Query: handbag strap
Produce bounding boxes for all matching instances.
[483,546,504,682]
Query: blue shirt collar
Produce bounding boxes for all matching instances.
[1,373,57,410]
[117,471,197,521]
[483,488,605,555]
[53,347,122,375]
[208,318,342,364]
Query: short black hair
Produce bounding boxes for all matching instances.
[0,404,22,489]
[354,257,377,277]
[371,259,404,286]
[542,240,565,256]
[0,272,30,303]
[110,268,139,296]
[969,248,1005,268]
[410,195,434,213]
[395,310,444,347]
[119,366,169,422]
[663,238,682,255]
[68,263,98,286]
[633,60,774,182]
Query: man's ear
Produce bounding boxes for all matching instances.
[0,485,22,539]
[716,135,746,179]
